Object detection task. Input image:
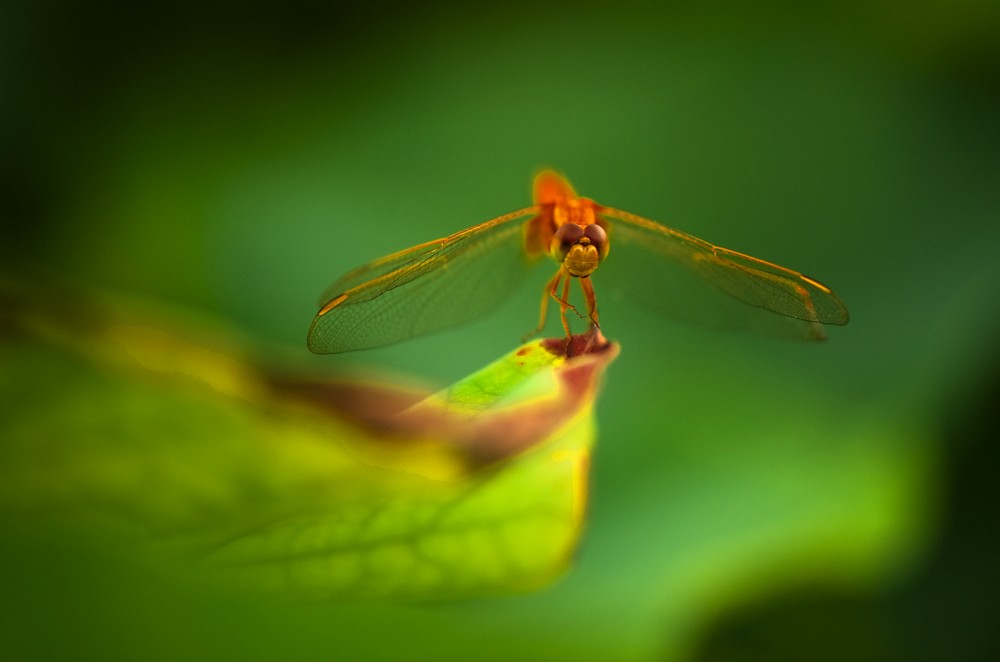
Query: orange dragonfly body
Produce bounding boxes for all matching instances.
[308,171,848,353]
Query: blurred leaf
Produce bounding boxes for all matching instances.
[0,280,617,600]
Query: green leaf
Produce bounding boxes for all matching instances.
[0,282,617,600]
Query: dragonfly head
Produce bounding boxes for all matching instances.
[552,222,609,277]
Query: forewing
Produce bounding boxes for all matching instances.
[599,207,849,340]
[308,208,539,353]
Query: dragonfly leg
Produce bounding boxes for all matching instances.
[579,276,599,327]
[551,271,583,318]
[558,271,574,336]
[522,268,562,341]
[523,268,584,341]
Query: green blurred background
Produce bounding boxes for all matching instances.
[3,0,999,660]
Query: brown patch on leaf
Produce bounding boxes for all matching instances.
[396,338,619,466]
[541,324,612,358]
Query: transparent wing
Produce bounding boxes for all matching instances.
[308,207,539,353]
[598,207,849,340]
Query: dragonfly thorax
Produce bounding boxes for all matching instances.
[552,198,598,227]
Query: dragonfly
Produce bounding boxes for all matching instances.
[307,171,849,353]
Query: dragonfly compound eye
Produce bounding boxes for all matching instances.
[583,223,609,260]
[551,223,585,260]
